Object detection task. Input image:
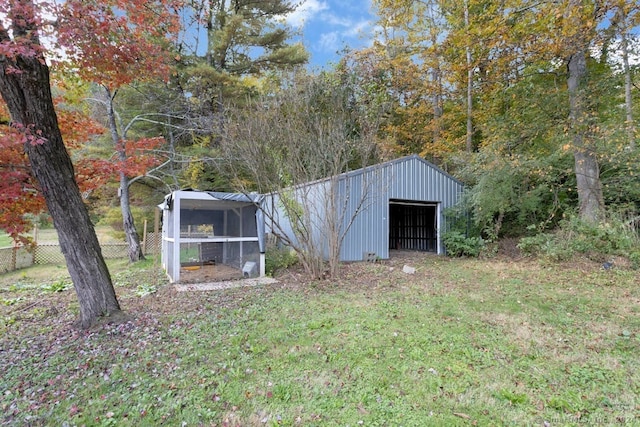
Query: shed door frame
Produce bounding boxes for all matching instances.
[388,199,441,254]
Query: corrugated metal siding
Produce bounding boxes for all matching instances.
[263,179,334,256]
[265,155,464,262]
[338,166,387,261]
[339,155,464,261]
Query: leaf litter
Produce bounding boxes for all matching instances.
[1,252,639,425]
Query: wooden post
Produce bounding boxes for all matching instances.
[154,208,160,254]
[33,223,39,266]
[142,219,148,255]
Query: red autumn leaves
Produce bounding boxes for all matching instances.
[0,0,180,241]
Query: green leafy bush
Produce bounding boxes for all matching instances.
[443,231,485,257]
[454,150,575,239]
[97,206,155,240]
[518,214,639,265]
[265,246,298,276]
[627,251,640,270]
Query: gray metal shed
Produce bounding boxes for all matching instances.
[262,154,464,261]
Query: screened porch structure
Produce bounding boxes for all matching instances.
[160,190,265,283]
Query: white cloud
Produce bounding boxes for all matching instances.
[285,0,329,28]
[287,0,377,60]
[342,19,372,38]
[318,32,339,52]
[315,15,374,52]
[322,14,354,28]
[605,37,640,67]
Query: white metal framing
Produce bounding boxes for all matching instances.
[161,190,265,283]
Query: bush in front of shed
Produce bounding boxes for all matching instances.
[443,230,484,257]
[265,246,298,276]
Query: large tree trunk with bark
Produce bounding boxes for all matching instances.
[567,50,605,223]
[0,9,121,329]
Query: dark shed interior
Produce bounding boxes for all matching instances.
[389,200,438,252]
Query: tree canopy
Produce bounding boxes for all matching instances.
[368,0,639,234]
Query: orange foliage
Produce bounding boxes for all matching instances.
[117,137,165,178]
[56,0,182,87]
[54,105,105,150]
[0,97,106,241]
[0,102,43,241]
[0,0,178,242]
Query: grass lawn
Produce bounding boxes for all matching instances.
[0,233,12,248]
[0,226,123,248]
[1,253,639,426]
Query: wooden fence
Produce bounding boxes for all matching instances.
[0,232,161,274]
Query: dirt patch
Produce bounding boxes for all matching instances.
[178,263,244,283]
[494,237,522,259]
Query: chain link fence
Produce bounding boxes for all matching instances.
[0,232,160,274]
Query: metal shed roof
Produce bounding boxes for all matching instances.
[159,190,263,210]
[267,154,463,193]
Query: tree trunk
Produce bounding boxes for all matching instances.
[119,171,145,262]
[431,58,443,146]
[619,15,636,149]
[567,50,605,223]
[105,87,145,262]
[0,14,120,329]
[464,0,473,153]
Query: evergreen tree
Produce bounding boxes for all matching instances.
[175,0,309,188]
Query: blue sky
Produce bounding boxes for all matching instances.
[285,2,640,70]
[285,0,378,68]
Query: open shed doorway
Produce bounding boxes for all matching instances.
[389,200,439,253]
